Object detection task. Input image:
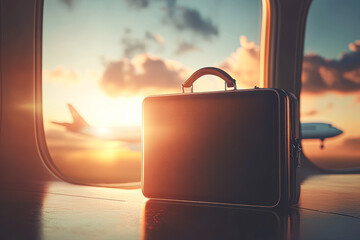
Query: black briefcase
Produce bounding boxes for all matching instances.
[142,67,301,208]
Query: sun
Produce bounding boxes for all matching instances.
[84,96,144,127]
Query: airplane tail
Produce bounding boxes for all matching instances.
[67,104,90,128]
[51,104,90,131]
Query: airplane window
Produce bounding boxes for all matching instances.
[301,0,360,170]
[42,0,263,185]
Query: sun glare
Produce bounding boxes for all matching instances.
[98,127,108,134]
[88,97,144,127]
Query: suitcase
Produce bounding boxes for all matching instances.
[142,67,301,208]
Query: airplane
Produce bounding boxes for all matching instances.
[51,104,141,142]
[52,104,344,149]
[301,122,343,149]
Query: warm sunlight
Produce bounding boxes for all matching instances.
[42,0,359,186]
[88,96,144,127]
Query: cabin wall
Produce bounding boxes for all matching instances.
[0,0,53,184]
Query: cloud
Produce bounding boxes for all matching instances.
[45,129,91,151]
[343,137,360,150]
[165,6,218,39]
[121,30,164,58]
[219,36,260,87]
[125,0,218,39]
[301,110,318,117]
[43,65,79,85]
[99,54,189,97]
[102,36,360,97]
[121,29,146,58]
[59,0,75,10]
[175,40,199,54]
[145,31,165,45]
[99,36,261,97]
[125,0,149,9]
[301,103,333,117]
[355,95,360,103]
[302,40,360,93]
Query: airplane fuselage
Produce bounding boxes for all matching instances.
[77,126,142,142]
[301,123,343,140]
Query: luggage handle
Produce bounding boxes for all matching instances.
[182,67,237,93]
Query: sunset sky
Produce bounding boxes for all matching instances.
[43,0,262,126]
[42,0,359,183]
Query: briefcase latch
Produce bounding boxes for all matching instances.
[291,139,302,168]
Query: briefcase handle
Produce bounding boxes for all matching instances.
[182,67,237,93]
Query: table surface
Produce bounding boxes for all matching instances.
[1,173,360,240]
